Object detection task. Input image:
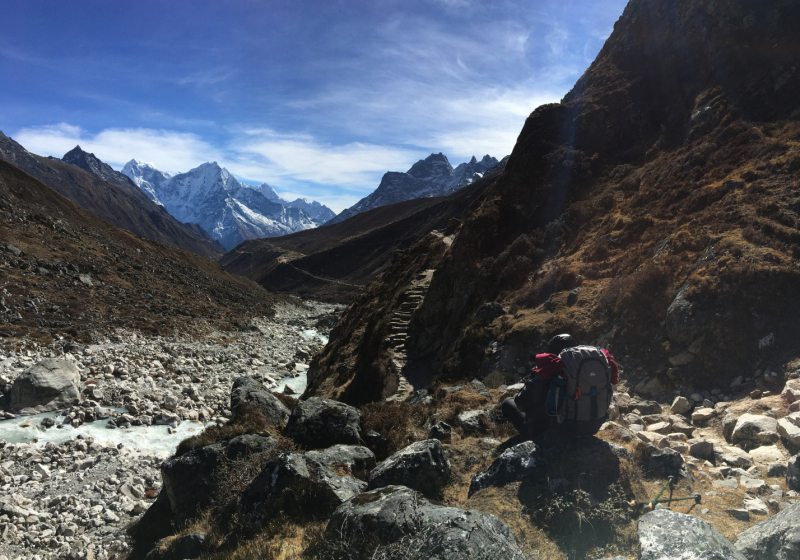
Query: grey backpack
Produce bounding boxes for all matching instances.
[552,346,612,424]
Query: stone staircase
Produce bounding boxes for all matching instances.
[385,269,434,402]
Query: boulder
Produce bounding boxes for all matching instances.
[304,444,376,480]
[735,502,800,560]
[777,418,800,447]
[283,397,362,449]
[468,441,545,497]
[646,447,686,478]
[369,439,450,498]
[638,508,746,560]
[9,359,81,412]
[239,452,366,530]
[670,396,693,414]
[230,376,289,428]
[689,440,714,460]
[788,454,800,491]
[428,421,452,443]
[691,408,715,425]
[731,414,779,445]
[630,400,662,416]
[161,434,276,523]
[781,379,800,404]
[743,496,769,516]
[324,485,527,559]
[456,407,494,434]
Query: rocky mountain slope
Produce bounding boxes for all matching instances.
[326,153,502,225]
[243,182,337,224]
[122,160,335,250]
[0,134,223,259]
[61,145,140,193]
[0,157,278,342]
[221,168,500,302]
[307,0,800,404]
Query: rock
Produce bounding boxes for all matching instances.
[727,509,751,521]
[778,418,800,447]
[767,462,787,477]
[456,407,494,434]
[161,434,277,523]
[646,447,686,478]
[735,502,800,560]
[324,485,526,559]
[428,421,452,443]
[649,421,672,434]
[669,415,696,437]
[636,377,664,396]
[630,400,662,415]
[743,496,769,515]
[787,454,800,491]
[362,429,392,461]
[304,445,376,480]
[690,393,704,403]
[9,359,81,412]
[239,452,366,530]
[670,396,693,414]
[689,440,714,460]
[638,508,745,560]
[731,414,779,445]
[691,408,715,425]
[750,389,762,399]
[230,376,290,428]
[468,441,544,497]
[781,379,800,404]
[741,477,768,494]
[283,397,362,449]
[722,412,739,442]
[731,376,744,389]
[369,439,450,498]
[716,447,754,469]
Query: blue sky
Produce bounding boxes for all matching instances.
[1,0,628,212]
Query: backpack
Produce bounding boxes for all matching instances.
[546,346,612,428]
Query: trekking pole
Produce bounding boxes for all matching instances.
[655,494,702,505]
[651,476,674,506]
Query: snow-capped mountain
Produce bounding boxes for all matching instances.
[239,182,336,224]
[121,160,172,206]
[327,153,502,225]
[122,160,321,250]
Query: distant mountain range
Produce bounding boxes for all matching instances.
[122,160,335,250]
[327,153,505,225]
[0,133,223,258]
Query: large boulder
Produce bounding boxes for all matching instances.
[778,418,800,447]
[283,397,361,449]
[468,441,545,497]
[368,439,450,497]
[324,485,527,559]
[646,447,687,478]
[735,502,800,560]
[239,452,366,530]
[230,376,289,428]
[161,434,276,523]
[731,414,779,445]
[638,508,746,560]
[9,359,81,413]
[305,444,376,480]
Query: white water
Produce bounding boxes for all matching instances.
[0,409,206,455]
[272,327,328,395]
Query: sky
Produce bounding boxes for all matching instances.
[1,0,628,213]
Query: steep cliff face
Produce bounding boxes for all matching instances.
[308,0,800,402]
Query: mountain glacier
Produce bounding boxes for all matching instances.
[122,160,331,250]
[238,182,336,224]
[326,153,502,225]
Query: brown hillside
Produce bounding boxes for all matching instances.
[0,132,223,259]
[307,0,800,403]
[0,158,276,343]
[221,172,495,302]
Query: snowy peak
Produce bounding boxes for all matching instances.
[122,159,172,206]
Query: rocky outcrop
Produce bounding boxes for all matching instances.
[731,415,779,445]
[9,358,81,413]
[787,453,800,491]
[324,485,527,559]
[161,434,276,523]
[638,508,746,560]
[230,376,290,428]
[283,397,362,449]
[239,452,366,530]
[368,439,451,497]
[735,502,800,560]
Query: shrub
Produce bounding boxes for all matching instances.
[175,401,272,456]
